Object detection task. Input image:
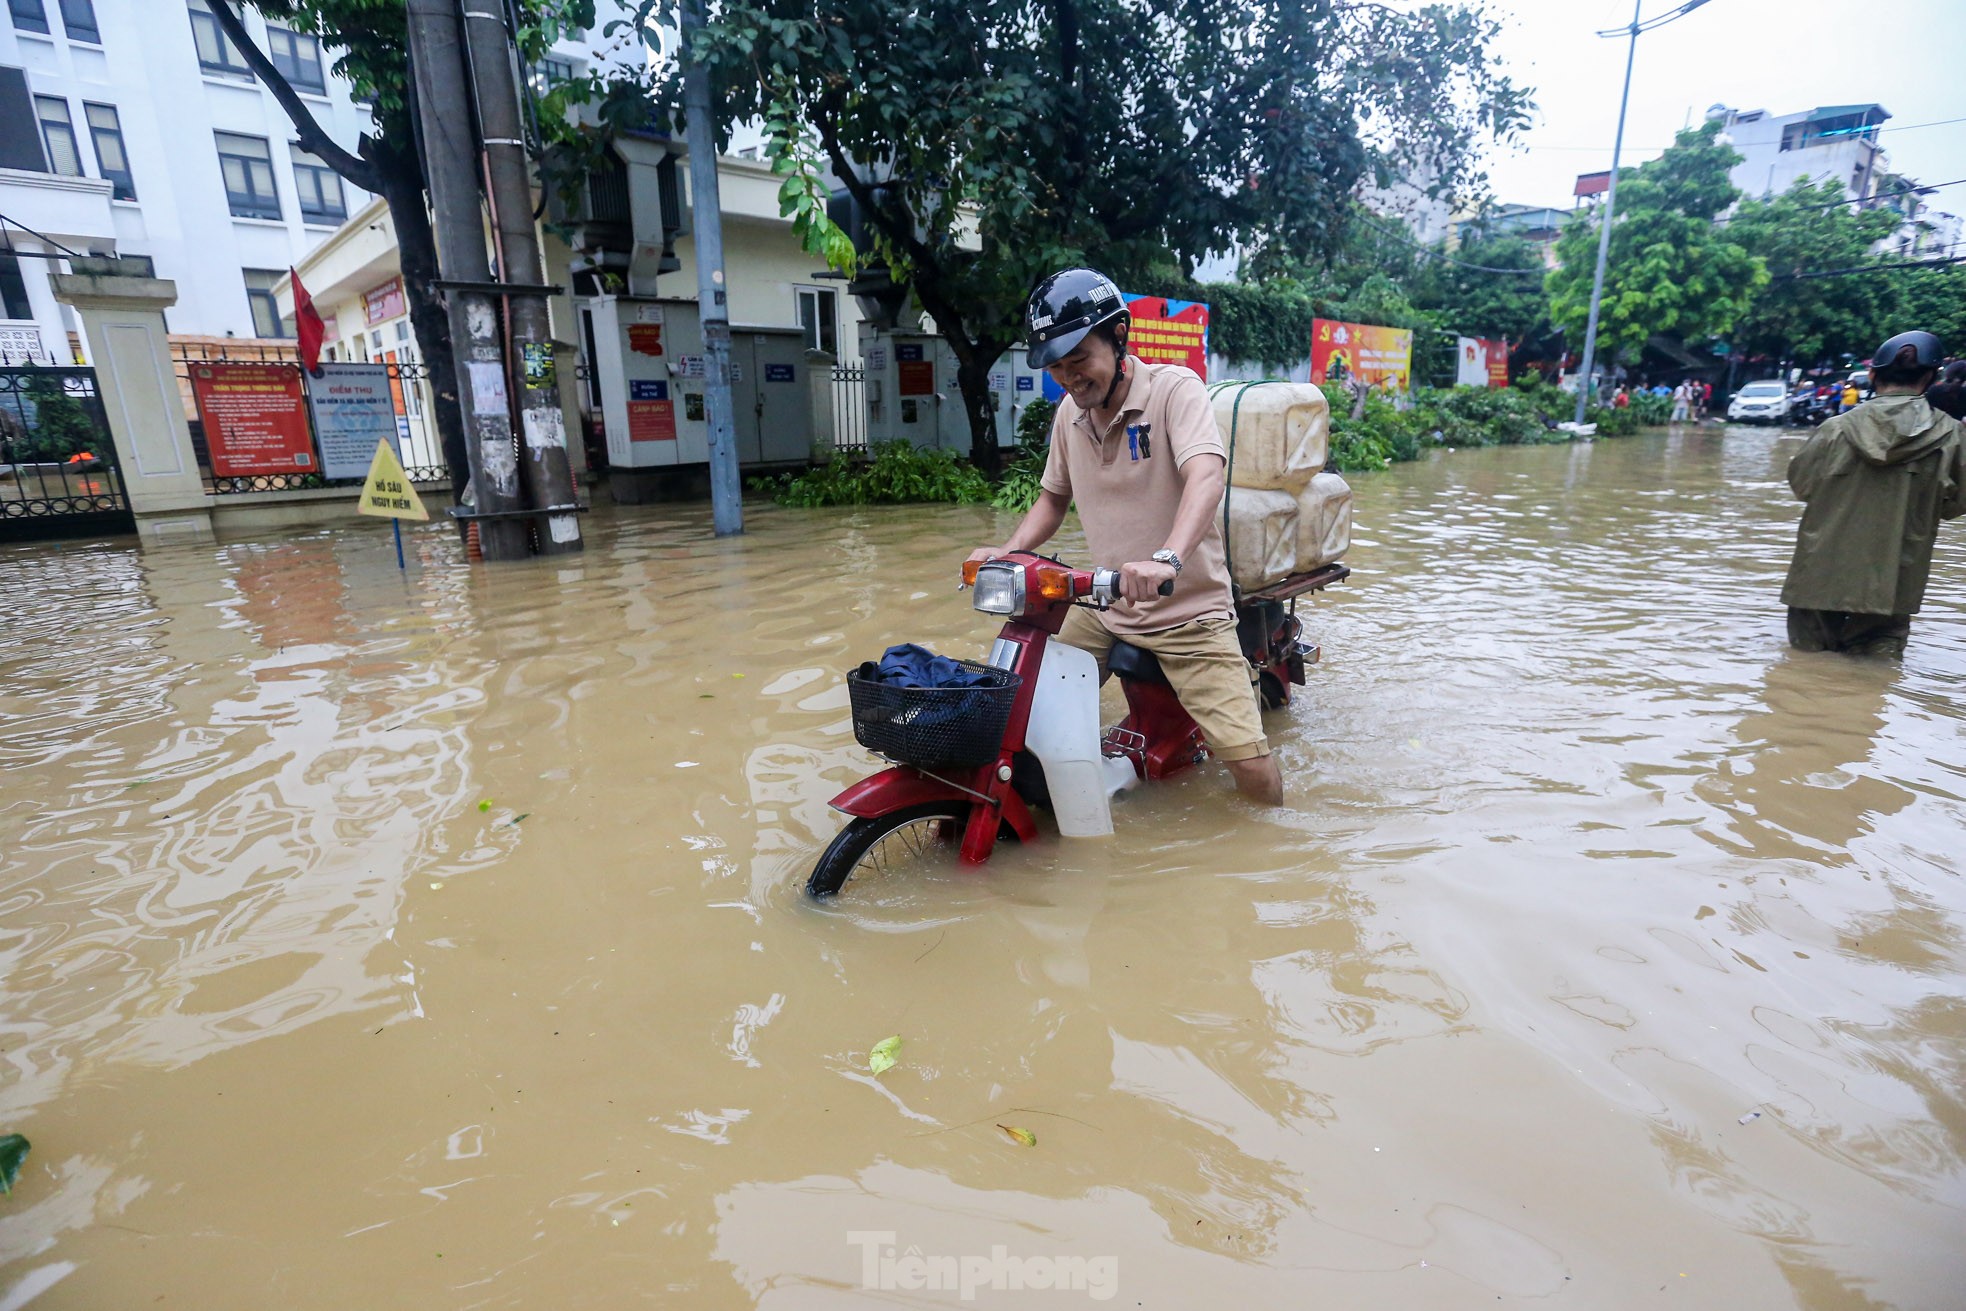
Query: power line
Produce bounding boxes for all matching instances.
[1355,212,1545,276]
[1770,254,1966,281]
[1518,113,1966,153]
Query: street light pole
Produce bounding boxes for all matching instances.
[1571,0,1717,426]
[1572,0,1642,426]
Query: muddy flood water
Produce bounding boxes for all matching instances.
[2,425,1963,1310]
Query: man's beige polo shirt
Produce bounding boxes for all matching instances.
[1039,357,1233,635]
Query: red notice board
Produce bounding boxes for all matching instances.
[190,363,315,476]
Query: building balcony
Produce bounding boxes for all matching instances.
[0,168,117,252]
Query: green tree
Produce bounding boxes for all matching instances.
[1411,233,1548,343]
[1726,179,1902,367]
[204,0,598,497]
[1888,263,1966,355]
[636,0,1528,470]
[1545,122,1766,367]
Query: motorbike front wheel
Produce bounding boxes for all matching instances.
[807,801,973,898]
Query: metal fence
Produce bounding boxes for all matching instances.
[831,362,868,452]
[170,343,450,493]
[0,364,133,541]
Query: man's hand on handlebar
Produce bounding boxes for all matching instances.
[1118,559,1178,603]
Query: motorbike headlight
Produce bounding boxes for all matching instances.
[971,563,1026,616]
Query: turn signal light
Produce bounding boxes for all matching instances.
[961,560,981,586]
[1032,565,1072,602]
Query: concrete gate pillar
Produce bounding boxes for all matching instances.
[806,349,837,455]
[51,266,213,545]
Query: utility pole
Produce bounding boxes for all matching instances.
[680,0,743,537]
[1573,0,1718,426]
[459,0,583,555]
[406,0,529,560]
[1572,0,1641,426]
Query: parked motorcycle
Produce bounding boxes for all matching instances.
[806,552,1346,896]
[1787,389,1836,427]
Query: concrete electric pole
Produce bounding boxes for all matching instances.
[1573,0,1717,426]
[680,0,744,537]
[405,0,530,561]
[459,0,584,555]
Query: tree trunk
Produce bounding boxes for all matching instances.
[953,350,1006,475]
[373,146,470,504]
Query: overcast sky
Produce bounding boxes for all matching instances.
[1475,0,1966,213]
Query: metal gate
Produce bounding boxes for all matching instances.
[831,362,868,452]
[0,364,133,543]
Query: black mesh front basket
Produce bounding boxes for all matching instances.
[846,661,1022,770]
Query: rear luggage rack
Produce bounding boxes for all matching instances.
[1240,563,1351,604]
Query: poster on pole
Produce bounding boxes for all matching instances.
[306,363,401,479]
[1310,319,1413,392]
[190,362,315,476]
[1454,336,1509,389]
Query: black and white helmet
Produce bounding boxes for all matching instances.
[1026,267,1128,368]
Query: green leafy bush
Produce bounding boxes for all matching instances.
[991,397,1057,510]
[1629,391,1673,425]
[1588,405,1641,437]
[1015,398,1056,448]
[759,439,992,507]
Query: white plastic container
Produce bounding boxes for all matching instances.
[1221,487,1301,591]
[1294,471,1353,569]
[1211,382,1331,493]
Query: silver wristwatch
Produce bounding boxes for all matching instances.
[1150,549,1183,573]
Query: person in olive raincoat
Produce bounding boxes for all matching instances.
[1781,330,1966,657]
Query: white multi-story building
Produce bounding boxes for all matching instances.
[1709,103,1892,205]
[1,0,379,359]
[0,0,644,363]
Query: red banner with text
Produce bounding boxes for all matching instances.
[190,363,314,476]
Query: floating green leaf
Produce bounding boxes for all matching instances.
[0,1134,29,1194]
[477,800,492,812]
[868,1035,902,1076]
[996,1124,1036,1148]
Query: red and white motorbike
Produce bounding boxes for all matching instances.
[807,551,1346,897]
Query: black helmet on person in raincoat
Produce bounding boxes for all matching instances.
[1026,268,1129,369]
[1869,330,1945,371]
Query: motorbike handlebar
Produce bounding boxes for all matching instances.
[1087,567,1176,605]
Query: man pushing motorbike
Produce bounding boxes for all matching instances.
[966,268,1284,804]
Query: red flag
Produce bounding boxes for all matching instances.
[291,266,325,373]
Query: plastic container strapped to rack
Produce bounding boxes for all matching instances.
[1208,379,1286,596]
[846,660,1023,769]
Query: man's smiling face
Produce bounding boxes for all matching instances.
[1045,332,1121,411]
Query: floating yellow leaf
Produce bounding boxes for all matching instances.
[868,1035,902,1076]
[996,1124,1036,1147]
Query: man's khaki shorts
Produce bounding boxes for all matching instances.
[1057,608,1270,762]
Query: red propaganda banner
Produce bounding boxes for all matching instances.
[1123,294,1209,379]
[1311,318,1413,391]
[190,362,315,476]
[1486,339,1510,388]
[1456,336,1510,389]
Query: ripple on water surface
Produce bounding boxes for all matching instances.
[1,427,1963,1310]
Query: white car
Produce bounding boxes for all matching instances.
[1728,381,1789,425]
